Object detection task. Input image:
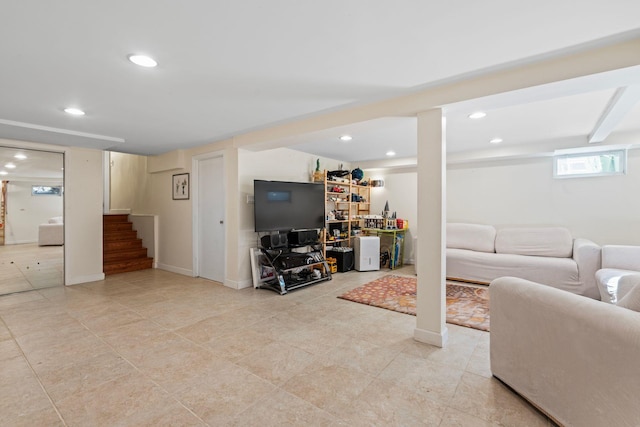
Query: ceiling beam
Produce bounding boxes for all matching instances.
[589,85,640,143]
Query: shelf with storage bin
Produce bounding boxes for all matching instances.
[322,170,371,256]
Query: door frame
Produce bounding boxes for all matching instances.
[191,150,226,281]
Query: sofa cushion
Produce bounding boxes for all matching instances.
[495,227,573,258]
[595,269,640,303]
[48,216,63,224]
[446,248,582,293]
[617,282,640,312]
[446,223,496,253]
[602,245,640,270]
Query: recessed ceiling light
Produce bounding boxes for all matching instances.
[128,54,158,68]
[339,135,353,142]
[14,153,27,160]
[5,163,16,169]
[468,111,487,119]
[64,107,85,116]
[386,151,396,157]
[0,171,7,176]
[490,138,503,144]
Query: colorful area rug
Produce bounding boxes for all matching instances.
[338,275,490,331]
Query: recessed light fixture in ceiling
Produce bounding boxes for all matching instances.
[64,107,85,116]
[339,135,353,142]
[468,111,487,119]
[386,150,396,157]
[490,138,503,144]
[128,54,158,68]
[5,163,16,169]
[0,171,8,176]
[14,153,27,160]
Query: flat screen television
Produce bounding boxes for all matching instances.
[254,180,324,232]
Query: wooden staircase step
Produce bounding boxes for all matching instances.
[103,214,130,223]
[103,247,149,262]
[104,222,133,232]
[104,239,143,252]
[104,258,154,275]
[103,230,138,241]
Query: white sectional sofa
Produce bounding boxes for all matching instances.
[491,277,640,426]
[446,223,601,299]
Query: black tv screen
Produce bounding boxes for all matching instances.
[254,180,324,232]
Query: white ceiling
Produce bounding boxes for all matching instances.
[1,1,640,160]
[0,147,63,181]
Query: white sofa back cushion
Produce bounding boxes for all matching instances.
[447,223,496,253]
[602,245,640,270]
[48,216,63,224]
[495,227,573,258]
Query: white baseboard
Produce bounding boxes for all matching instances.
[414,326,449,348]
[156,263,193,276]
[66,273,105,286]
[225,279,252,290]
[109,209,132,214]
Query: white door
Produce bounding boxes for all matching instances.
[198,156,225,282]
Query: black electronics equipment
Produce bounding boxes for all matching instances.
[261,233,288,249]
[288,229,319,246]
[254,180,324,232]
[326,247,354,272]
[279,253,315,269]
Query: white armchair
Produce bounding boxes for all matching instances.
[596,245,640,303]
[38,216,63,246]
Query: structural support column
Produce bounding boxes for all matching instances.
[414,108,448,347]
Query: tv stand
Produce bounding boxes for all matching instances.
[258,244,332,295]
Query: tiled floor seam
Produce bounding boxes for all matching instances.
[72,313,212,427]
[1,315,70,426]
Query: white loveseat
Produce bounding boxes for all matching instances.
[38,216,64,246]
[446,223,601,299]
[491,277,640,426]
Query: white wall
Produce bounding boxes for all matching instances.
[64,147,105,284]
[365,147,640,257]
[448,150,640,245]
[5,181,63,244]
[109,152,149,213]
[368,170,418,263]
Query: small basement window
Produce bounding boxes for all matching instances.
[554,149,626,178]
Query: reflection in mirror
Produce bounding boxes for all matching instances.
[0,147,64,296]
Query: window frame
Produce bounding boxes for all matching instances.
[553,149,627,179]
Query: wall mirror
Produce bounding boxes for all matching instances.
[0,147,64,296]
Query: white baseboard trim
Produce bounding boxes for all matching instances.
[6,239,38,245]
[156,263,193,276]
[414,326,449,348]
[66,273,105,286]
[109,209,132,214]
[224,279,252,290]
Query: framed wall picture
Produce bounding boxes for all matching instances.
[172,173,190,200]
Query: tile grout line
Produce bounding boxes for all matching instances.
[70,297,213,427]
[0,315,69,427]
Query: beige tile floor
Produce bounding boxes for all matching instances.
[0,266,557,426]
[0,243,63,295]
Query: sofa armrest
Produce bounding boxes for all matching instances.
[490,277,640,427]
[572,238,601,299]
